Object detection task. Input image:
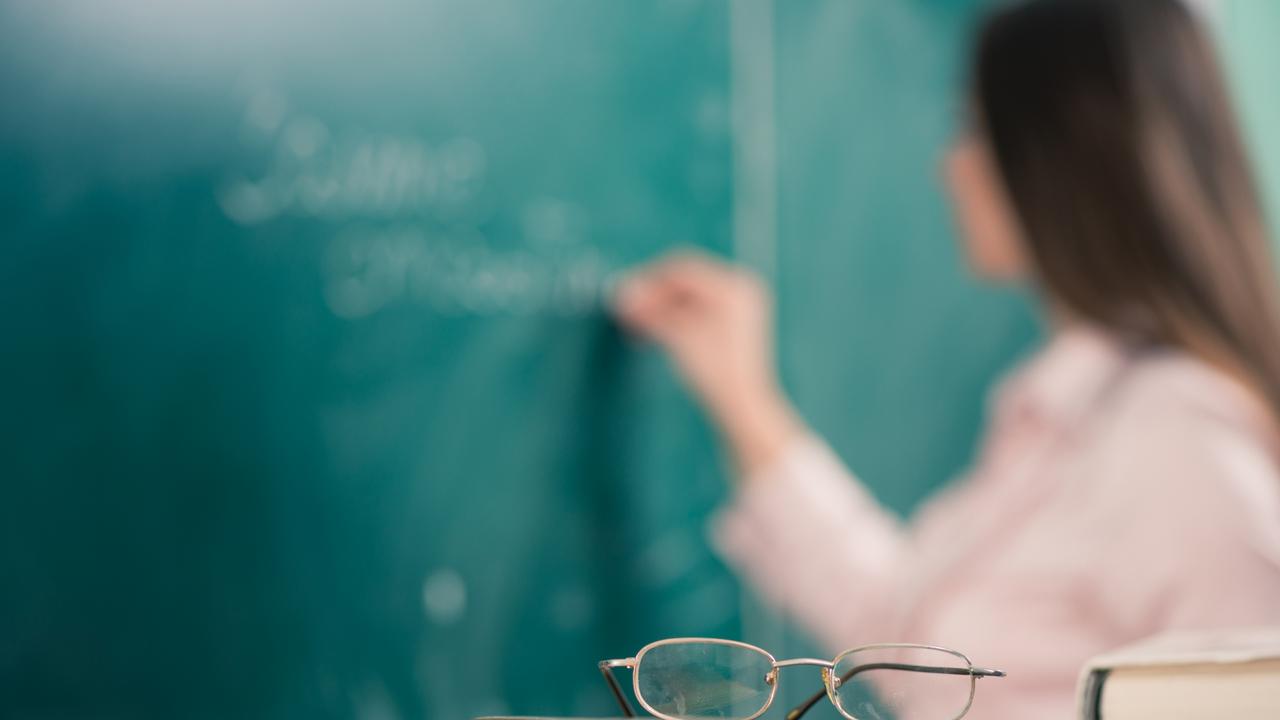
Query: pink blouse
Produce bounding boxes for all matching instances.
[710,326,1280,718]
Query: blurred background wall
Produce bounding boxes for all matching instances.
[0,1,1274,718]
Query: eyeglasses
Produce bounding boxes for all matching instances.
[599,637,1005,720]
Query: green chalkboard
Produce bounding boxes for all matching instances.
[771,0,1039,519]
[1220,0,1280,242]
[1,2,740,717]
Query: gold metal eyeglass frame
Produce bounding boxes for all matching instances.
[599,637,1005,720]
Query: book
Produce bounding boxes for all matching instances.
[1077,626,1280,719]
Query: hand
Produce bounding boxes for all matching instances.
[612,251,804,476]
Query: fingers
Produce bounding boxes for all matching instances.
[612,251,728,340]
[645,251,745,300]
[613,272,698,344]
[613,251,739,312]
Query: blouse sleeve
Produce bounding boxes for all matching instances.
[707,434,909,652]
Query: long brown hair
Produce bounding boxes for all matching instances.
[973,0,1280,418]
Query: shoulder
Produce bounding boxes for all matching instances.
[1083,352,1280,628]
[1087,349,1280,542]
[1102,349,1274,451]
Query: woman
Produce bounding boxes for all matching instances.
[614,0,1280,717]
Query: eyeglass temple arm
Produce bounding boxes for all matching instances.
[598,660,637,718]
[784,662,1007,720]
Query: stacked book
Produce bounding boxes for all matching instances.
[1078,626,1280,719]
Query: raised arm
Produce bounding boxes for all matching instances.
[613,251,803,477]
[613,252,911,649]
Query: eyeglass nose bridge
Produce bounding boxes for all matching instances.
[766,658,839,689]
[772,657,835,669]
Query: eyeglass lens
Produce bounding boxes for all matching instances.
[636,641,774,720]
[832,646,975,720]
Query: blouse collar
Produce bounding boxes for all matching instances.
[994,323,1131,428]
